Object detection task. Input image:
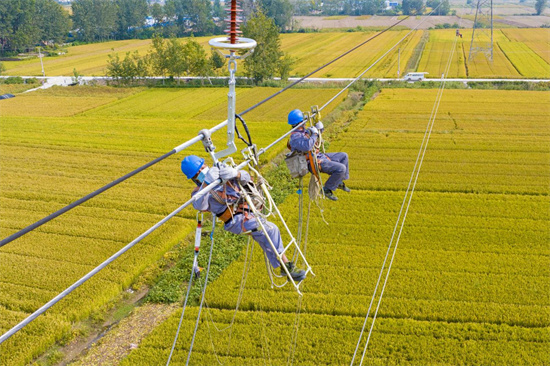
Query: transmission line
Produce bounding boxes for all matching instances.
[0,17,410,249]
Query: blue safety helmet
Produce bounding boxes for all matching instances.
[181,155,205,179]
[288,109,304,126]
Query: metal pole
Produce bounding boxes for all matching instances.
[214,52,238,160]
[38,47,45,84]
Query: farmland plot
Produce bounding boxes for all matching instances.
[0,86,344,365]
[3,29,548,79]
[123,88,550,365]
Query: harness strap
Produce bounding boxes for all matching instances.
[217,208,233,224]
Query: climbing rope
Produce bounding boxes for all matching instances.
[166,214,216,366]
[184,213,217,366]
[287,295,304,366]
[166,213,205,366]
[0,13,448,346]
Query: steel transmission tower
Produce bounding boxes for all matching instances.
[468,0,493,61]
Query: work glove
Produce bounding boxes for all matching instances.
[315,121,324,132]
[307,126,319,136]
[204,167,219,184]
[219,164,239,181]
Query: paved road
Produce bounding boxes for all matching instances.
[1,76,548,94]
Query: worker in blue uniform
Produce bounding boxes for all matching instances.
[181,155,306,282]
[286,109,351,201]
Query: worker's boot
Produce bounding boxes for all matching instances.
[281,261,306,282]
[323,187,338,201]
[338,182,351,193]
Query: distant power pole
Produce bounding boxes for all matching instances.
[468,0,493,61]
[38,47,46,84]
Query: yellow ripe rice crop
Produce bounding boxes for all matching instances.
[123,88,550,365]
[323,15,349,20]
[416,31,467,77]
[416,29,529,78]
[501,28,550,43]
[497,41,550,78]
[285,30,424,78]
[523,41,550,64]
[0,86,344,365]
[2,36,212,76]
[2,29,548,79]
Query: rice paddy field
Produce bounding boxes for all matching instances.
[2,29,549,79]
[417,28,550,78]
[0,86,345,365]
[118,88,550,365]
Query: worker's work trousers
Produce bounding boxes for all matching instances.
[320,152,350,191]
[224,213,284,268]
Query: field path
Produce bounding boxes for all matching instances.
[69,304,177,366]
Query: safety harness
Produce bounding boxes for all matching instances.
[287,128,328,180]
[204,179,264,234]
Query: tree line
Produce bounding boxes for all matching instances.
[294,0,451,16]
[106,10,293,85]
[0,0,70,53]
[0,0,296,52]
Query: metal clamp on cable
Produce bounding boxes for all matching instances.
[200,129,215,153]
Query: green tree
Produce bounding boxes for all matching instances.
[535,0,547,14]
[165,38,187,83]
[106,52,123,81]
[184,39,209,82]
[259,0,293,30]
[0,0,39,52]
[359,0,385,15]
[148,34,170,83]
[35,0,71,44]
[212,0,224,19]
[150,2,164,26]
[115,0,148,38]
[106,50,148,84]
[72,0,117,42]
[402,0,424,14]
[165,0,215,35]
[278,52,295,81]
[210,50,225,75]
[242,10,284,83]
[0,0,69,53]
[426,0,450,14]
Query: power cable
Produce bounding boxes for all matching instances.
[238,16,410,116]
[166,213,208,366]
[0,13,443,346]
[0,119,313,344]
[0,18,409,249]
[351,6,465,366]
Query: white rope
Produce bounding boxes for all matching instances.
[185,213,217,366]
[287,295,304,366]
[352,6,467,365]
[166,213,204,366]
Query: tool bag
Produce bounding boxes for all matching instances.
[285,151,309,178]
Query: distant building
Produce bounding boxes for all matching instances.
[384,0,399,9]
